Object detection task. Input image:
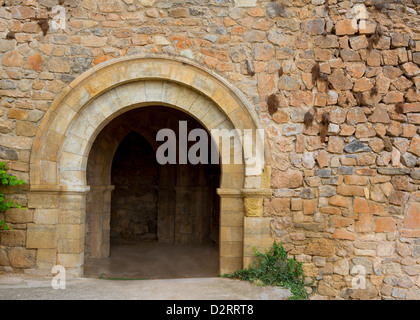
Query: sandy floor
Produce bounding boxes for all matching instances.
[0,275,292,300]
[0,240,292,300]
[84,239,220,279]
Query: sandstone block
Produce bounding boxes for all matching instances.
[26,224,56,249]
[404,203,420,229]
[47,57,71,73]
[7,247,36,268]
[264,198,290,216]
[335,19,358,36]
[271,170,303,189]
[305,239,334,257]
[375,217,396,232]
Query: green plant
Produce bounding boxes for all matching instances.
[221,241,314,300]
[0,162,26,231]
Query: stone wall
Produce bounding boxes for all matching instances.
[110,131,159,240]
[0,0,419,299]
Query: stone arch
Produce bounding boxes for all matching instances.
[28,54,272,276]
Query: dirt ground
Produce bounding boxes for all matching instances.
[0,240,292,300]
[0,274,291,300]
[84,239,220,279]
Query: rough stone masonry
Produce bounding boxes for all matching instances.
[0,0,420,300]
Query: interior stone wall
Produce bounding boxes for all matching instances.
[110,131,159,240]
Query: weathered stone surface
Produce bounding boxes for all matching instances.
[278,75,301,91]
[271,170,303,189]
[301,19,325,35]
[305,239,334,257]
[404,203,420,229]
[408,136,420,157]
[401,63,420,78]
[328,70,353,91]
[344,140,371,153]
[0,146,18,160]
[47,57,71,73]
[350,282,378,300]
[7,247,36,268]
[335,19,358,36]
[98,0,123,12]
[264,198,290,216]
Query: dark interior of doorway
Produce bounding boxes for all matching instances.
[84,106,220,279]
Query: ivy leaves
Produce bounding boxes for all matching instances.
[222,241,314,300]
[0,162,26,231]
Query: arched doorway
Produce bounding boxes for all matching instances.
[28,54,272,277]
[83,106,220,278]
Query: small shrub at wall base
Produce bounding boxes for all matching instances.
[0,162,26,231]
[221,242,315,300]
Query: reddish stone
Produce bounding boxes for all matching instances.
[272,110,289,124]
[404,203,420,229]
[331,217,353,228]
[271,169,303,189]
[375,217,396,232]
[354,197,369,214]
[391,175,415,192]
[24,53,43,71]
[405,90,420,103]
[264,198,291,216]
[386,121,402,137]
[320,206,341,215]
[2,51,23,67]
[316,150,328,168]
[346,63,366,79]
[347,108,367,125]
[335,19,358,36]
[304,239,335,257]
[295,134,305,153]
[329,195,349,208]
[383,50,399,66]
[7,108,28,120]
[328,70,354,91]
[290,91,314,107]
[331,229,357,240]
[303,199,316,215]
[402,124,417,138]
[254,43,274,61]
[344,175,368,185]
[408,136,420,157]
[403,102,420,113]
[327,136,344,154]
[355,123,376,139]
[12,6,35,19]
[383,91,404,104]
[355,214,373,233]
[257,73,275,94]
[169,35,186,49]
[232,26,245,36]
[289,233,306,241]
[92,55,113,66]
[369,108,390,125]
[366,50,382,67]
[353,78,373,92]
[368,201,386,215]
[337,184,364,197]
[247,7,265,17]
[401,62,420,78]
